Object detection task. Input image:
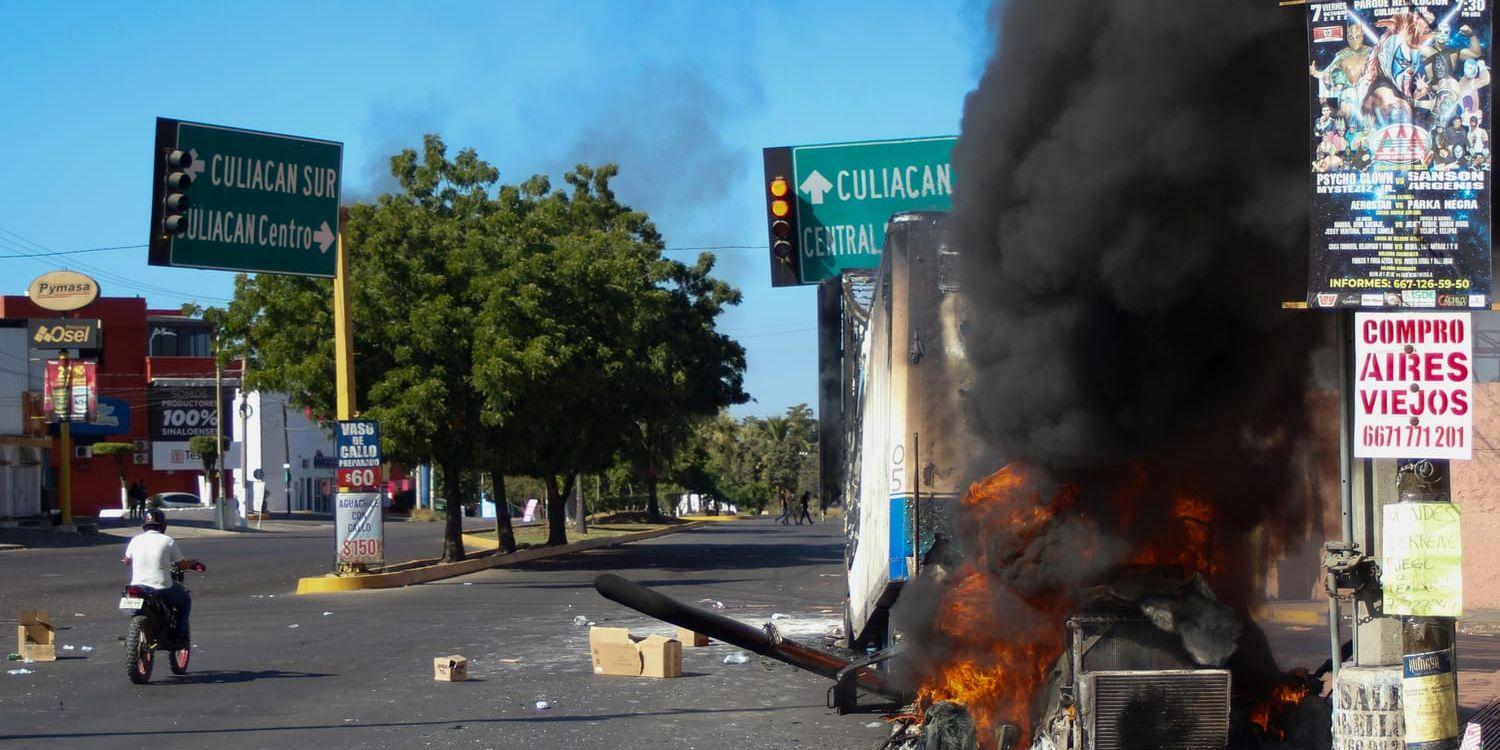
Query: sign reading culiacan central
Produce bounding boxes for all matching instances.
[149,118,342,277]
[763,136,956,285]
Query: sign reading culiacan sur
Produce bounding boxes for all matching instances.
[1304,1,1493,309]
[26,271,100,312]
[764,136,955,285]
[149,118,342,277]
[1353,312,1473,459]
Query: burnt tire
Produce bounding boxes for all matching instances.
[169,646,190,675]
[125,616,153,685]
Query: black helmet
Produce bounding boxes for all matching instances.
[142,508,167,531]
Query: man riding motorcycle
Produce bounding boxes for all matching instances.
[122,509,202,645]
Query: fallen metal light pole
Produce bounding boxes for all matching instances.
[594,573,906,703]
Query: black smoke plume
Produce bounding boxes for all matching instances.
[893,0,1326,719]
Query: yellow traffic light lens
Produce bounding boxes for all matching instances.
[771,198,790,218]
[769,177,789,198]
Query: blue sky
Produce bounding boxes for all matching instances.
[0,1,988,417]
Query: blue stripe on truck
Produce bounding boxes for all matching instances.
[889,496,909,581]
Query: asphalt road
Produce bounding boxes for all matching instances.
[4,516,1498,748]
[0,510,499,622]
[1,518,890,750]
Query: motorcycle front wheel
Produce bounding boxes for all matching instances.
[169,646,190,675]
[125,615,153,684]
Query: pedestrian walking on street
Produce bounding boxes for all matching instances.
[127,481,146,520]
[775,494,791,525]
[796,491,814,526]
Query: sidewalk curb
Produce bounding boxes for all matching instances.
[295,521,707,594]
[0,543,23,553]
[1255,603,1328,627]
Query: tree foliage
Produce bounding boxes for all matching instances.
[214,135,746,557]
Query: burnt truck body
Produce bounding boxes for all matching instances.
[842,211,976,648]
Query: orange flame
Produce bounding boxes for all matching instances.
[915,465,1235,746]
[1249,681,1311,740]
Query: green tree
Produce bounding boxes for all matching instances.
[217,135,501,561]
[620,254,748,521]
[186,435,222,503]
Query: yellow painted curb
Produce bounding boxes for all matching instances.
[678,515,742,523]
[1254,605,1328,627]
[296,521,705,594]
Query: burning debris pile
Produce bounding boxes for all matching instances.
[889,0,1331,748]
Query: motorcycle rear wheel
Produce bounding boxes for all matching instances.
[125,616,153,684]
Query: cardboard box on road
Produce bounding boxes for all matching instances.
[17,611,55,662]
[677,626,710,648]
[589,627,681,678]
[639,635,682,678]
[433,655,468,681]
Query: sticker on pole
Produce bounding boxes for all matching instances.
[335,492,383,566]
[1383,501,1463,617]
[1354,312,1473,459]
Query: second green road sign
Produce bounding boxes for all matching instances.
[764,136,955,286]
[149,118,342,277]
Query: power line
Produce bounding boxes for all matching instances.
[0,243,145,258]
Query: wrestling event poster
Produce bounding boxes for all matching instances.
[1306,1,1492,309]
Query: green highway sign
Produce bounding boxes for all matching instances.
[763,136,955,286]
[149,118,342,277]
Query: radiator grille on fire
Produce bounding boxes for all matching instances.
[1086,670,1231,750]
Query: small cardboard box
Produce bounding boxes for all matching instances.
[433,655,468,681]
[589,627,644,676]
[638,634,683,678]
[16,611,55,662]
[588,627,681,678]
[677,626,710,648]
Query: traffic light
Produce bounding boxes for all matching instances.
[161,149,193,236]
[768,175,794,264]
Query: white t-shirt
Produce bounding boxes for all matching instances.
[125,531,185,589]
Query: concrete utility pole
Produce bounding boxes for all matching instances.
[214,349,227,530]
[1396,459,1461,749]
[281,400,292,516]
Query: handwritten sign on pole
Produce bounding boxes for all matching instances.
[1383,502,1463,617]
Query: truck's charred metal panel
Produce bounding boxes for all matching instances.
[845,211,975,646]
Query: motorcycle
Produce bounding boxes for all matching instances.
[119,564,203,684]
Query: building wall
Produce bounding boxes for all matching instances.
[0,296,212,518]
[0,326,27,436]
[231,391,335,515]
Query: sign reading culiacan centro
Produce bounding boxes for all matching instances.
[149,118,342,277]
[763,136,956,285]
[26,271,100,311]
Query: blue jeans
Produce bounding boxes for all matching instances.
[148,582,192,642]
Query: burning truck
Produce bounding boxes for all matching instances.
[600,211,1328,749]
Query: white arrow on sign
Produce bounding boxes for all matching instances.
[799,170,834,205]
[313,221,335,253]
[186,149,205,180]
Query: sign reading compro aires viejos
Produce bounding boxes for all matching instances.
[149,118,342,277]
[766,137,955,285]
